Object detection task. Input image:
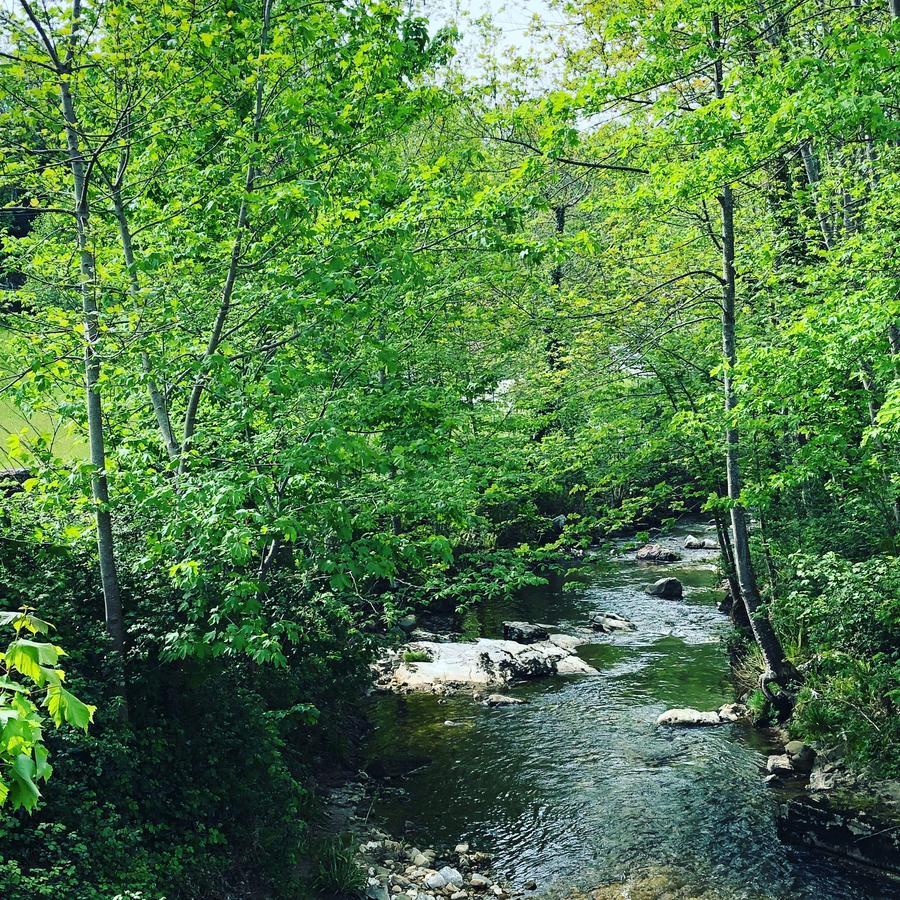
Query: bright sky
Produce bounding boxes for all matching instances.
[416,0,568,87]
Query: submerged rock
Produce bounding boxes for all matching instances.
[386,638,596,692]
[502,621,549,644]
[591,612,637,633]
[777,793,900,877]
[645,576,683,599]
[657,708,723,726]
[636,543,682,562]
[483,694,523,706]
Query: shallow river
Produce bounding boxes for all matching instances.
[363,523,899,899]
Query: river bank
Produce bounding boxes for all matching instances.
[345,522,900,899]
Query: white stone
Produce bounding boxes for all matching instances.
[438,867,464,888]
[656,708,723,726]
[717,702,747,722]
[766,753,795,776]
[547,633,583,650]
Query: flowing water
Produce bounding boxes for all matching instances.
[363,523,899,899]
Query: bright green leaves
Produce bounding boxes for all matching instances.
[0,610,94,812]
[45,685,95,731]
[4,638,64,686]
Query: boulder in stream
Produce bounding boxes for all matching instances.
[636,543,682,562]
[591,612,637,633]
[387,638,596,692]
[502,621,549,644]
[684,536,717,549]
[766,753,796,777]
[657,708,724,727]
[717,702,748,722]
[645,577,683,599]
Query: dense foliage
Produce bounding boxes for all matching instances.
[0,0,897,893]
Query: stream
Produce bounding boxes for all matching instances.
[363,522,899,899]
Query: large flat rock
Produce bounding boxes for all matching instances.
[389,637,595,692]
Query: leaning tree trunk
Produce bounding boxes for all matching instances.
[110,167,180,462]
[712,14,795,703]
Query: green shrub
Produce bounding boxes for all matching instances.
[771,553,900,775]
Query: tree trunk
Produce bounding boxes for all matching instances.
[58,78,128,668]
[798,140,835,250]
[719,183,794,692]
[547,203,566,371]
[712,14,795,698]
[110,175,180,461]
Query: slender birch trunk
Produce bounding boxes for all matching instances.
[109,160,180,461]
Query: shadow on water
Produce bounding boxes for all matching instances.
[363,525,900,899]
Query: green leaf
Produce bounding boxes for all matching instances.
[45,685,95,731]
[10,753,40,811]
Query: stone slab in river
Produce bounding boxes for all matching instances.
[636,543,682,562]
[657,708,723,726]
[778,794,900,876]
[591,612,636,633]
[391,637,595,691]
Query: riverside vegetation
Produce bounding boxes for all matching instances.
[0,0,898,895]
